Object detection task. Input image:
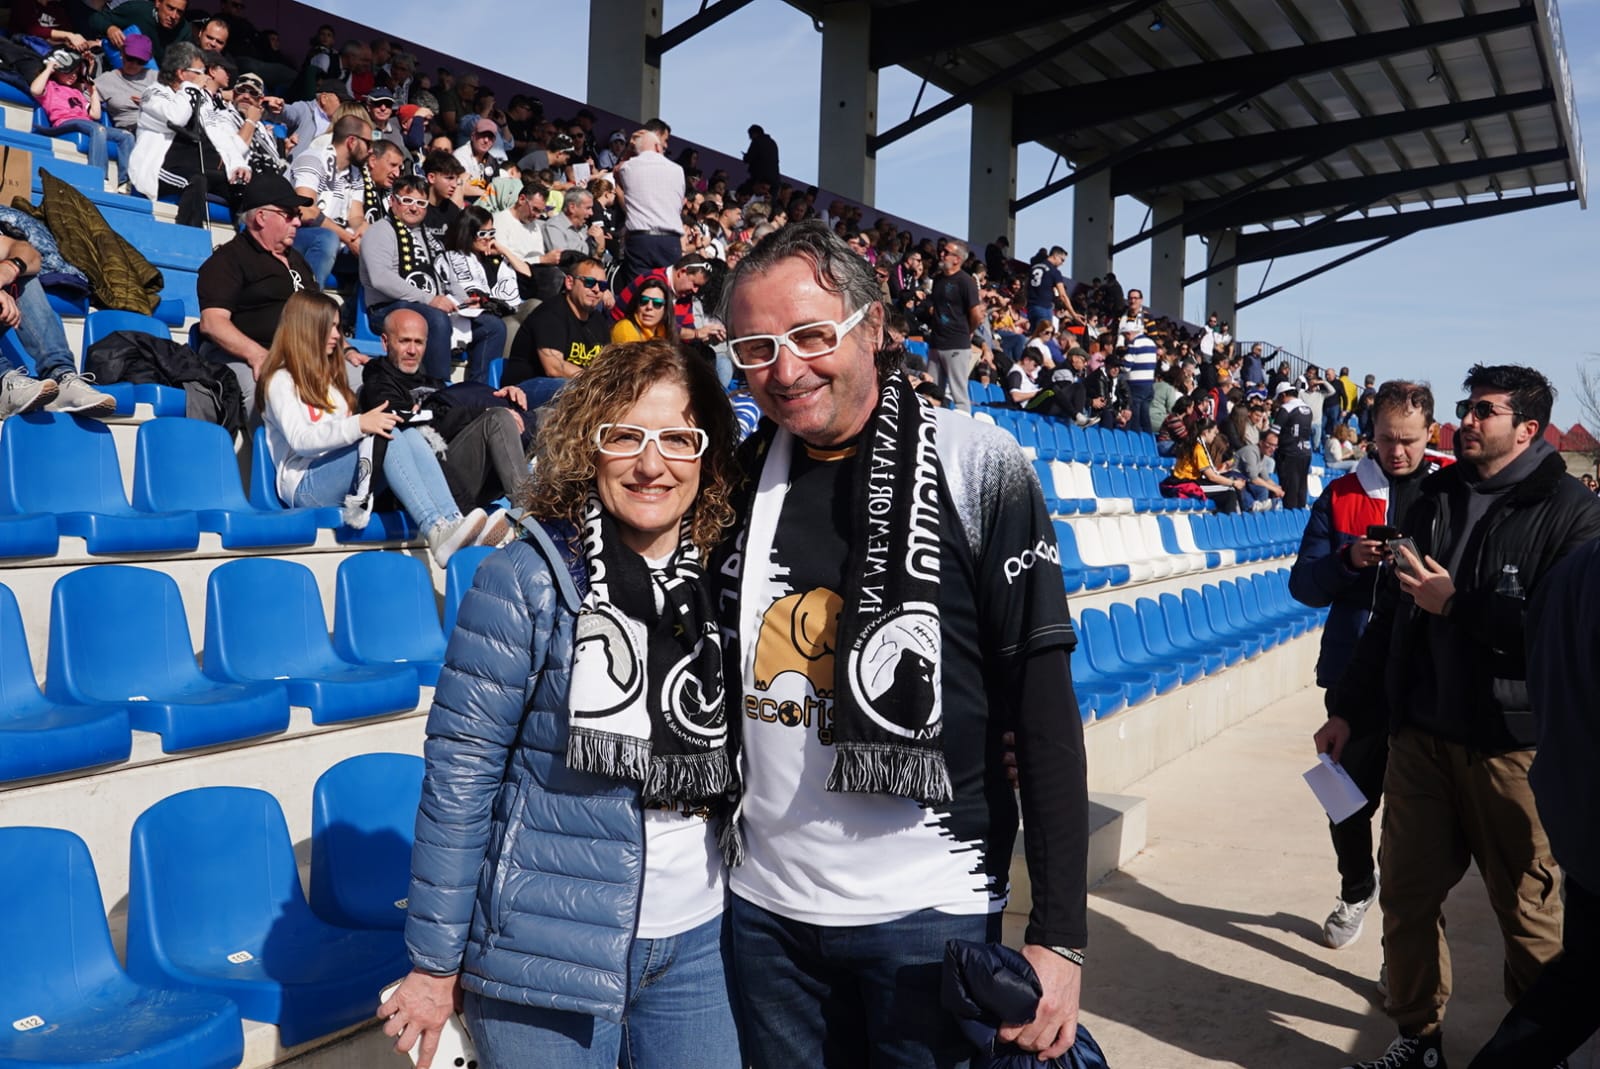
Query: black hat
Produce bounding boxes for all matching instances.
[547,133,575,153]
[315,78,352,101]
[239,172,313,215]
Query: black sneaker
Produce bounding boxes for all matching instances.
[1342,1033,1446,1069]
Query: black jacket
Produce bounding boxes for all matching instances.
[1334,447,1600,752]
[357,358,524,445]
[84,330,244,435]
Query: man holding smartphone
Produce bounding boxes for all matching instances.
[1316,365,1600,1069]
[1290,381,1439,953]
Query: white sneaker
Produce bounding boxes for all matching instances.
[1324,874,1379,949]
[0,368,56,419]
[426,508,487,568]
[46,371,117,416]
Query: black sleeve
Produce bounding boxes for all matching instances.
[1013,646,1089,948]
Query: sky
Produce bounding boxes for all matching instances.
[319,0,1600,427]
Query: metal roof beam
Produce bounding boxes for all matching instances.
[645,0,760,64]
[1232,191,1579,262]
[870,0,1159,154]
[1110,90,1554,194]
[1235,235,1410,312]
[1185,149,1569,232]
[868,0,1116,70]
[1012,5,1536,141]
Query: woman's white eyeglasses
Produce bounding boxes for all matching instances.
[727,304,869,370]
[595,424,708,460]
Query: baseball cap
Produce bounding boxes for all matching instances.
[239,172,313,215]
[474,118,498,134]
[316,79,352,101]
[548,133,575,153]
[121,34,154,62]
[234,72,266,95]
[609,129,627,144]
[365,89,397,106]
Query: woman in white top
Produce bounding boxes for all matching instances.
[257,291,500,567]
[440,204,528,358]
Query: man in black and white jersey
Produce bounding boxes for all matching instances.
[718,221,1089,1068]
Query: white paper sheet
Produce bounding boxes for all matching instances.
[1303,753,1368,824]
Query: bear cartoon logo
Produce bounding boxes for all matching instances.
[752,586,843,695]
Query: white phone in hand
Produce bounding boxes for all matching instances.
[378,980,478,1068]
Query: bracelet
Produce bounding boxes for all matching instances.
[1044,945,1086,967]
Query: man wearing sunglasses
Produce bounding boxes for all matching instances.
[716,221,1088,1068]
[1317,365,1600,1069]
[505,256,612,407]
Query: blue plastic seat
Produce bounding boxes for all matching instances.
[0,583,129,782]
[47,565,288,752]
[1241,574,1305,639]
[967,380,986,406]
[443,545,497,635]
[332,553,447,686]
[1030,459,1062,515]
[984,382,1005,405]
[1068,618,1152,711]
[1080,608,1177,696]
[1200,584,1264,658]
[248,425,420,544]
[0,510,57,558]
[0,826,244,1068]
[108,214,213,273]
[487,357,504,389]
[1223,578,1285,648]
[1180,587,1247,665]
[126,787,410,1047]
[204,558,420,724]
[33,107,121,160]
[0,414,200,553]
[1110,601,1204,686]
[1154,593,1230,673]
[80,311,188,417]
[133,418,319,549]
[1052,520,1110,592]
[310,753,426,930]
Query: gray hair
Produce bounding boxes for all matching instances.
[945,238,969,260]
[158,41,202,85]
[716,219,879,332]
[563,189,593,213]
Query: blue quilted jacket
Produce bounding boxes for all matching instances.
[404,524,646,1021]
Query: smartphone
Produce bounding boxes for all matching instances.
[1387,536,1420,576]
[1367,525,1400,542]
[378,980,477,1067]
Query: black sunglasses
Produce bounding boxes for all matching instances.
[575,276,610,291]
[1456,399,1520,422]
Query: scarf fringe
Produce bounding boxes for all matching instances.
[826,743,953,806]
[565,729,651,784]
[717,811,746,869]
[641,748,731,807]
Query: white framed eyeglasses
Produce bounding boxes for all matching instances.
[595,423,708,460]
[727,304,870,370]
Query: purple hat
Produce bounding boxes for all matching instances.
[122,34,154,62]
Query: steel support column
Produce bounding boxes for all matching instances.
[819,1,876,203]
[1203,231,1238,328]
[587,0,661,124]
[1071,158,1113,284]
[1149,197,1186,317]
[968,90,1017,248]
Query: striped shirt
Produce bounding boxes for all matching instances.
[1119,312,1157,384]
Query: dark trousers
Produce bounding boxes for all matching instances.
[1469,874,1600,1068]
[442,408,527,509]
[1278,453,1311,509]
[1127,379,1155,434]
[1326,690,1388,903]
[623,231,681,286]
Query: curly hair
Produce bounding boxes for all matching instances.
[520,340,738,557]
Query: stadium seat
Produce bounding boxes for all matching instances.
[1110,601,1204,686]
[1180,587,1247,666]
[442,544,497,636]
[111,214,214,273]
[967,381,986,407]
[1222,579,1286,648]
[0,582,129,781]
[1031,459,1063,515]
[1069,616,1153,711]
[133,418,320,549]
[1239,574,1304,640]
[125,787,411,1047]
[1080,608,1178,696]
[309,753,426,930]
[203,558,421,724]
[487,357,504,389]
[0,826,244,1068]
[80,310,189,417]
[332,552,447,686]
[1200,584,1264,658]
[1087,467,1132,515]
[0,414,201,554]
[0,510,57,558]
[46,565,290,752]
[1154,592,1233,673]
[248,425,421,545]
[32,108,121,163]
[1114,514,1174,579]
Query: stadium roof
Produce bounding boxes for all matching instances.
[788,0,1586,290]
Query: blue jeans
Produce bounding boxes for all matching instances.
[463,912,741,1069]
[42,119,133,185]
[0,277,77,380]
[294,226,341,287]
[289,429,460,533]
[516,376,568,409]
[1127,379,1155,434]
[371,301,505,383]
[729,896,998,1069]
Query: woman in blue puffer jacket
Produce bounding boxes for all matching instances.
[378,339,743,1068]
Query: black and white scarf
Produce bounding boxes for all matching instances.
[391,214,442,295]
[566,494,730,805]
[362,164,382,224]
[724,374,950,804]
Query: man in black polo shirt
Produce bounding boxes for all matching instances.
[506,256,611,407]
[197,173,365,411]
